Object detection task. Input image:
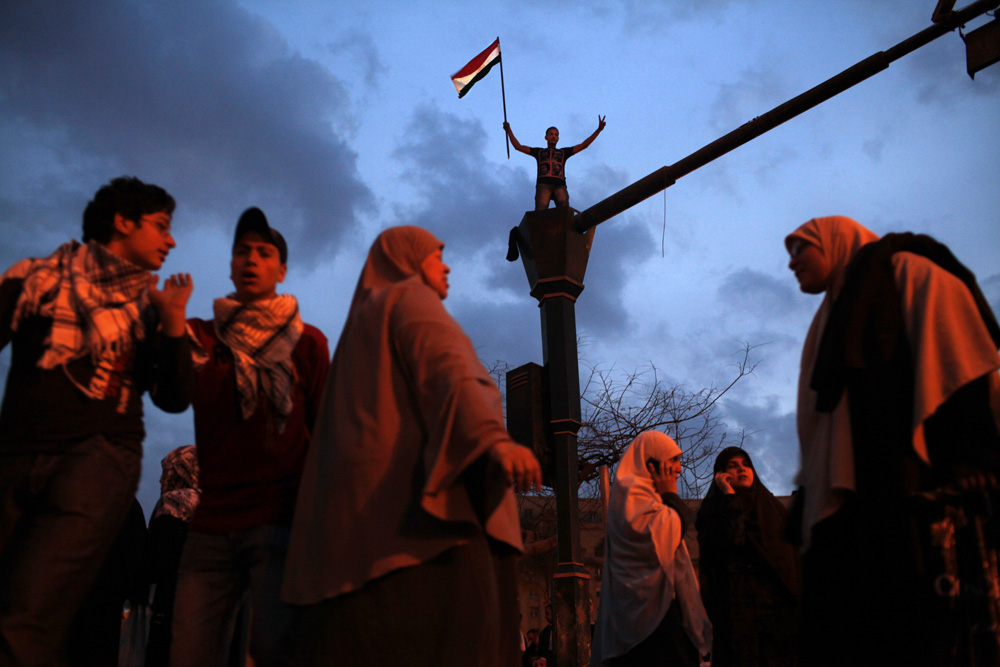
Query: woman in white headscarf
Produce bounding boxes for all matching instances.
[591,431,712,666]
[786,215,1000,665]
[282,226,541,667]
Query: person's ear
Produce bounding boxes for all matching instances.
[278,264,288,283]
[112,212,135,238]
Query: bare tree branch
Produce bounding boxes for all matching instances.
[576,342,758,498]
[495,341,759,510]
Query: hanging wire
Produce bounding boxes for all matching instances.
[661,189,666,257]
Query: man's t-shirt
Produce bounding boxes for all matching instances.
[529,146,575,186]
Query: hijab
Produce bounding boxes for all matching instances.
[591,431,712,664]
[787,216,1000,550]
[352,225,442,299]
[283,226,521,604]
[697,447,800,597]
[151,445,200,522]
[785,216,878,548]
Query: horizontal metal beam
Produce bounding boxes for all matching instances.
[576,0,1000,232]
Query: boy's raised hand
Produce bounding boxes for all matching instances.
[149,273,193,337]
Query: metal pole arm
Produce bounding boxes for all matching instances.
[576,0,1000,232]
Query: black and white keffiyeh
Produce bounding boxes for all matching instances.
[3,241,150,400]
[198,294,303,432]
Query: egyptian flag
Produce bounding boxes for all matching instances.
[451,38,501,98]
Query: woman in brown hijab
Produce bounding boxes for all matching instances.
[283,226,541,667]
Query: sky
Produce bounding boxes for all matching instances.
[1,0,998,516]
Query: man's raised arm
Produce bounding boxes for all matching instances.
[573,115,607,153]
[503,122,531,155]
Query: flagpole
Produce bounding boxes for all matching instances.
[498,36,510,159]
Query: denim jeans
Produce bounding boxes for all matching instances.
[170,524,294,667]
[0,435,140,667]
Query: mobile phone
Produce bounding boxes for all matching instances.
[646,457,660,471]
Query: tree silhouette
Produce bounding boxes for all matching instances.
[577,342,758,499]
[490,341,758,503]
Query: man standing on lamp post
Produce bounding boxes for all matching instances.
[505,116,606,211]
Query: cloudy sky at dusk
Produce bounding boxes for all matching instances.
[2,0,998,514]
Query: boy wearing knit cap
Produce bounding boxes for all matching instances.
[171,207,329,667]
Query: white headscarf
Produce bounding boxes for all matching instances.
[785,216,878,549]
[787,216,1000,550]
[591,431,712,665]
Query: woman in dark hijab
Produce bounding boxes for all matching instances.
[695,447,800,667]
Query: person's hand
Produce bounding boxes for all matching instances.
[597,115,606,131]
[489,440,542,492]
[714,471,735,495]
[503,121,511,131]
[149,273,193,337]
[647,458,678,495]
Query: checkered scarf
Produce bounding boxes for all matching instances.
[152,445,201,522]
[202,294,303,433]
[4,241,150,400]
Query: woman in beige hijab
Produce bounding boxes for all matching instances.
[786,215,1000,665]
[283,226,540,667]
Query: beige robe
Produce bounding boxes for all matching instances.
[282,227,521,605]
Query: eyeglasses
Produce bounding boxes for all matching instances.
[788,239,810,258]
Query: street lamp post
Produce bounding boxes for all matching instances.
[512,206,595,667]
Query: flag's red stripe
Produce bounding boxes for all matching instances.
[451,38,500,79]
[456,56,500,98]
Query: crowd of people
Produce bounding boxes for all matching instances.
[0,177,998,667]
[0,177,540,667]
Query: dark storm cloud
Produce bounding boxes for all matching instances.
[461,298,543,370]
[0,0,373,266]
[392,103,528,255]
[718,267,801,319]
[392,104,658,338]
[576,206,658,336]
[618,0,753,34]
[0,189,86,263]
[568,159,659,337]
[389,104,573,359]
[862,138,886,163]
[864,5,998,96]
[512,0,750,28]
[898,16,1000,104]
